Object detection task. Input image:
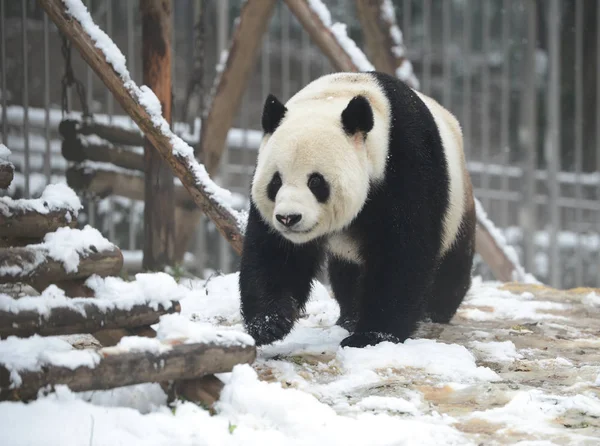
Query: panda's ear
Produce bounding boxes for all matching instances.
[262,94,287,134]
[341,95,374,136]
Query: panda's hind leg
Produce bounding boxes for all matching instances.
[427,207,476,323]
[327,256,362,332]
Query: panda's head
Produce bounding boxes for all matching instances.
[251,92,375,244]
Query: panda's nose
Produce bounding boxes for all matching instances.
[276,213,302,228]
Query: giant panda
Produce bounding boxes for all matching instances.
[239,71,475,349]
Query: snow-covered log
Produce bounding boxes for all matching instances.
[61,136,144,172]
[0,184,81,239]
[39,0,246,255]
[0,300,180,339]
[285,0,374,72]
[66,164,194,209]
[0,338,256,402]
[200,0,277,176]
[0,226,123,292]
[354,0,419,89]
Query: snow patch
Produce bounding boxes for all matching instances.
[156,314,255,347]
[339,339,500,382]
[469,340,523,362]
[460,278,567,321]
[582,292,600,307]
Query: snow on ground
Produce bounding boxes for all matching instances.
[1,272,599,445]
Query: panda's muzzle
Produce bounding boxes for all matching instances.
[276,213,302,228]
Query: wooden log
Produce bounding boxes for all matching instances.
[61,136,144,171]
[0,340,256,401]
[173,374,224,411]
[59,119,146,148]
[199,0,276,175]
[66,165,195,209]
[475,225,515,282]
[141,0,176,271]
[0,209,77,239]
[284,0,359,72]
[40,0,244,255]
[0,246,123,292]
[353,0,418,89]
[0,300,180,339]
[0,162,14,189]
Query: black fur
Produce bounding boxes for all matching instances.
[240,72,476,348]
[262,94,287,134]
[267,172,282,201]
[341,95,374,136]
[307,173,330,203]
[239,204,324,346]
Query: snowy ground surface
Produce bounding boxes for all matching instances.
[1,273,599,445]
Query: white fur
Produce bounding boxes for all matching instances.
[251,73,391,245]
[327,232,363,263]
[413,91,467,255]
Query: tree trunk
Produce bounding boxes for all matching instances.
[0,340,256,402]
[141,0,175,271]
[0,300,180,339]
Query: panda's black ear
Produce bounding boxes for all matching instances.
[262,94,287,134]
[341,95,374,136]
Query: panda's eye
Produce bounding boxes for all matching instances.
[307,173,330,203]
[308,174,322,189]
[267,172,282,201]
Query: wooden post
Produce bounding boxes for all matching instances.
[198,0,277,175]
[141,0,175,271]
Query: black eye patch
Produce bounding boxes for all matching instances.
[308,173,330,203]
[267,172,282,201]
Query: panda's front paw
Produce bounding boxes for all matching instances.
[244,299,299,346]
[335,315,358,332]
[340,331,401,348]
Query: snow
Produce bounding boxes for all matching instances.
[0,183,81,218]
[339,339,499,382]
[61,0,248,231]
[0,143,10,159]
[459,277,567,321]
[307,0,375,72]
[468,340,523,362]
[379,0,420,89]
[0,273,181,320]
[582,292,600,307]
[0,225,115,277]
[0,272,597,444]
[0,335,101,387]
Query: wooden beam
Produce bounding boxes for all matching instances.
[199,0,276,176]
[285,0,360,72]
[141,0,175,271]
[0,301,180,339]
[38,0,244,255]
[0,340,256,401]
[0,245,123,291]
[61,137,144,171]
[0,162,14,189]
[66,164,195,209]
[354,0,419,89]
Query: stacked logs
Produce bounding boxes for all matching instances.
[0,147,256,405]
